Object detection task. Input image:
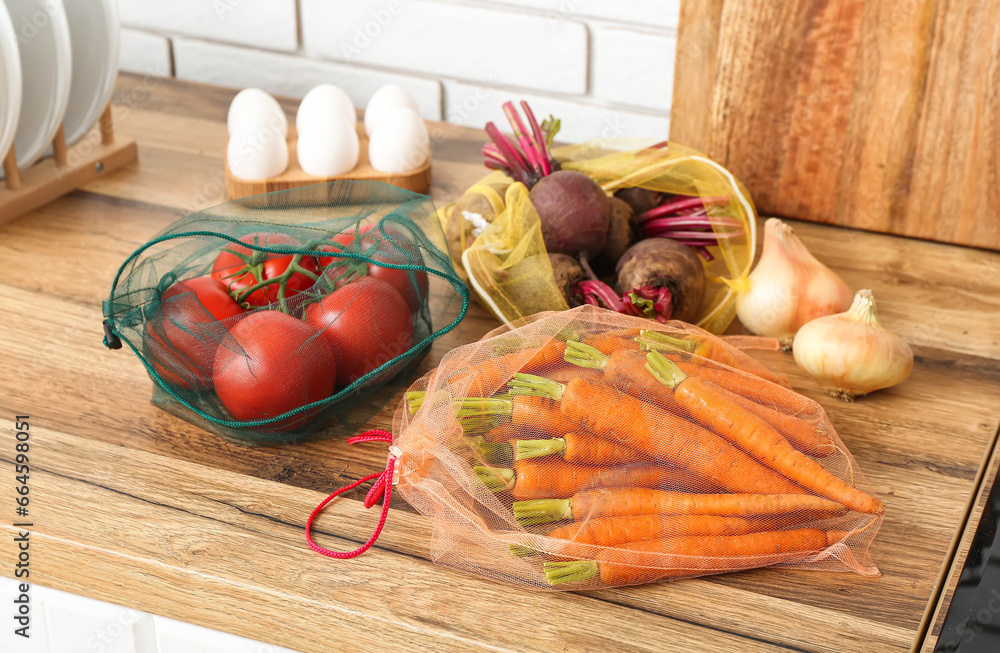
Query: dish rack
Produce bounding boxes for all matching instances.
[0,103,137,224]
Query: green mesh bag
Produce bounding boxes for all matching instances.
[102,181,469,445]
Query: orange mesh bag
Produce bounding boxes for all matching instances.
[306,305,884,589]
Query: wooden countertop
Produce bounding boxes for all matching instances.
[2,74,999,653]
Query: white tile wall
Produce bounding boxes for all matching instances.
[0,578,301,653]
[301,0,588,94]
[118,0,298,51]
[593,26,676,111]
[116,0,681,144]
[119,29,172,77]
[444,81,670,143]
[173,38,443,120]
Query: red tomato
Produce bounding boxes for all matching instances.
[315,225,429,313]
[212,232,318,307]
[304,277,414,389]
[143,276,244,389]
[213,311,337,430]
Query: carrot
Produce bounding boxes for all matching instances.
[482,423,520,442]
[510,374,805,496]
[510,395,576,436]
[447,339,567,396]
[720,386,833,456]
[512,489,849,526]
[544,528,829,586]
[475,459,715,501]
[582,332,639,355]
[546,513,797,547]
[545,364,604,385]
[667,353,813,417]
[565,343,832,456]
[646,351,884,515]
[641,329,790,387]
[515,432,650,466]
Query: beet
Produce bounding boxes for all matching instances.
[596,197,635,270]
[615,238,706,323]
[614,187,665,216]
[548,253,586,306]
[530,170,610,258]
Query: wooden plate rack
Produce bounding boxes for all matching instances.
[0,103,137,225]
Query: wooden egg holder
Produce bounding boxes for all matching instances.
[0,104,137,225]
[224,124,432,200]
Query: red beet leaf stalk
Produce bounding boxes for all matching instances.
[482,101,560,187]
[575,279,627,313]
[637,195,743,261]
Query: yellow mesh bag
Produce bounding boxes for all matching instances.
[307,305,883,590]
[437,141,757,334]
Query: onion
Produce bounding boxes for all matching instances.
[737,218,852,347]
[793,289,913,400]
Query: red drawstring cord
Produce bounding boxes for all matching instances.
[305,429,396,559]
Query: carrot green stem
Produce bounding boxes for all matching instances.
[463,436,511,463]
[564,340,610,370]
[512,498,573,525]
[544,561,599,585]
[639,330,696,353]
[507,373,565,401]
[644,350,688,390]
[406,390,426,414]
[515,438,567,461]
[453,398,512,419]
[509,544,539,558]
[475,466,516,492]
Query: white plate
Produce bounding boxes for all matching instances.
[0,3,22,167]
[4,0,72,170]
[62,0,119,145]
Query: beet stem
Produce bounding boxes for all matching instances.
[521,102,552,176]
[575,280,627,313]
[485,122,534,185]
[503,102,544,177]
[577,253,599,282]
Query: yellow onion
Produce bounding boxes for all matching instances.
[737,218,853,347]
[793,289,913,400]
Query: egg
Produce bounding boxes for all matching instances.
[297,120,360,177]
[364,84,419,137]
[296,84,356,133]
[227,88,288,138]
[367,107,430,174]
[227,127,289,180]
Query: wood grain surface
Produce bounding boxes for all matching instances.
[0,73,998,652]
[671,0,1000,250]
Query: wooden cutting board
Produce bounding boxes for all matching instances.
[670,0,1000,250]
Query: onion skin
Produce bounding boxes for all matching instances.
[793,289,913,400]
[615,238,706,323]
[529,170,610,258]
[737,218,853,347]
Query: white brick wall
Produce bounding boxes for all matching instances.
[117,0,679,141]
[0,578,301,653]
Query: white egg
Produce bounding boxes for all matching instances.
[227,127,289,180]
[296,84,356,133]
[297,120,360,177]
[368,107,430,174]
[364,84,419,137]
[227,88,288,138]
